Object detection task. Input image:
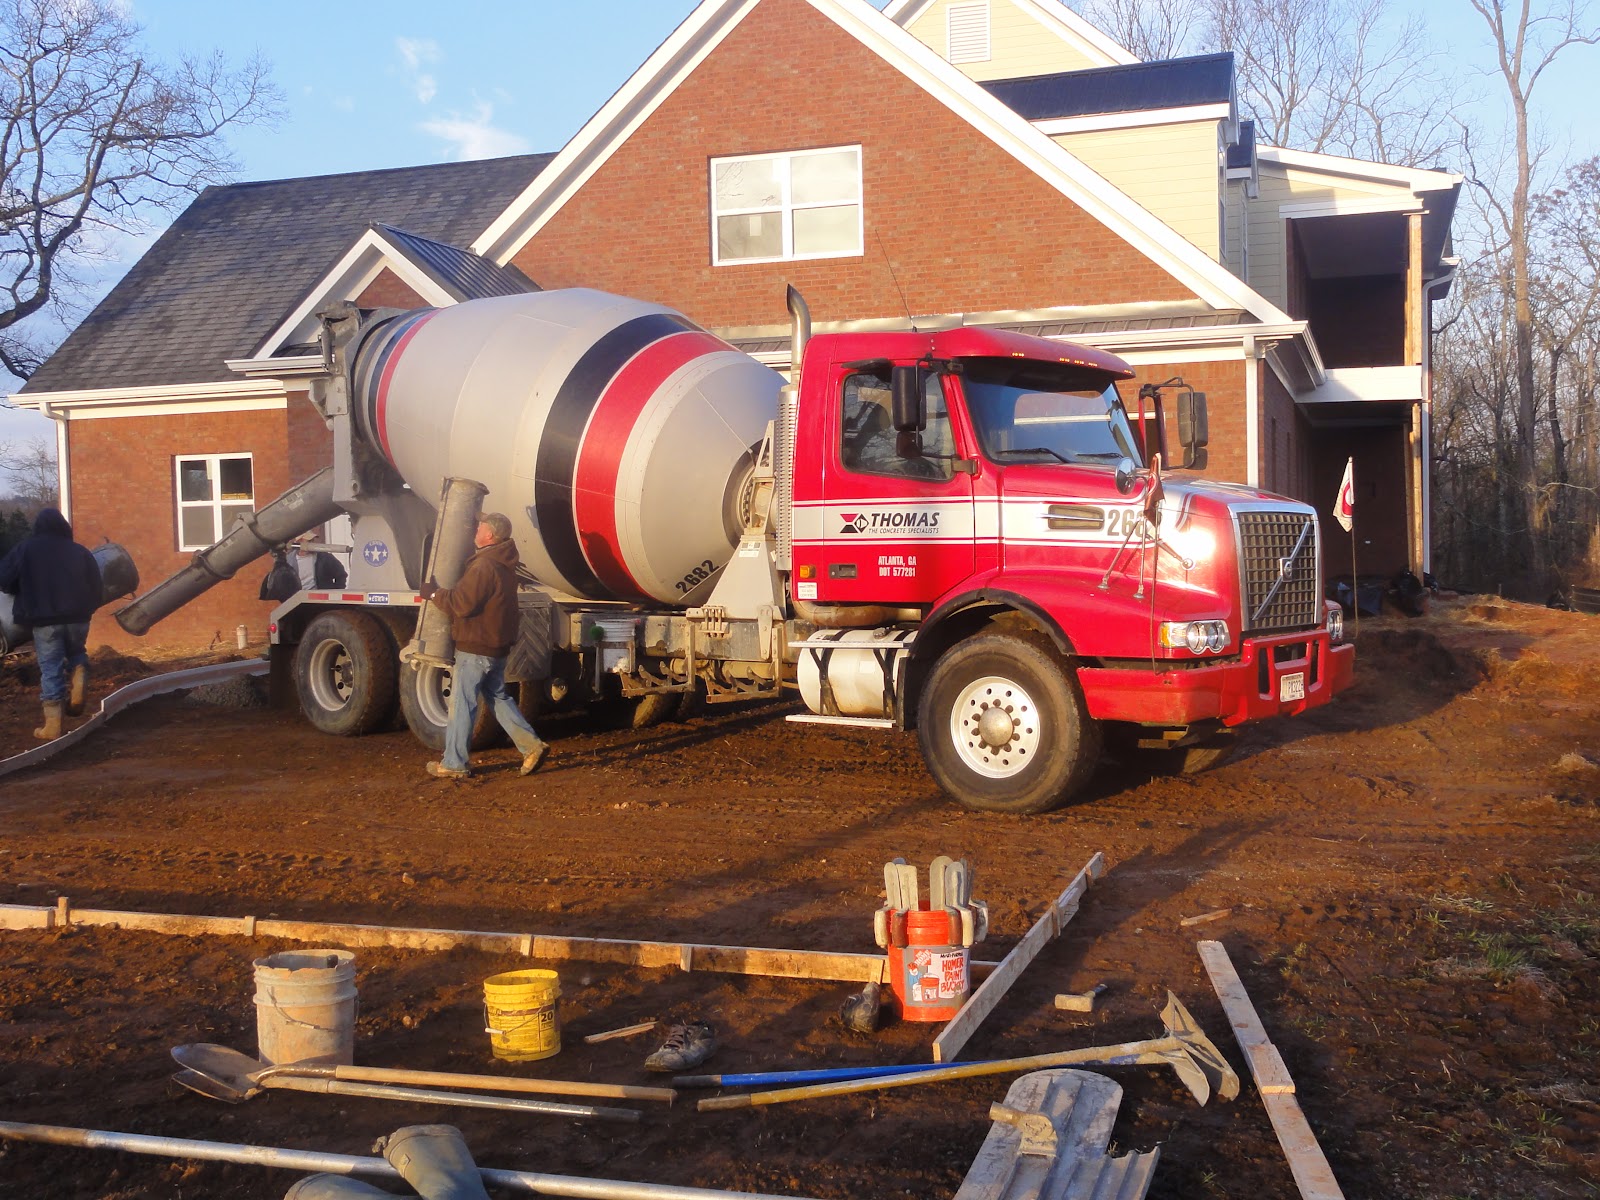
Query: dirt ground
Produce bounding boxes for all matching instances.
[1,597,1597,1200]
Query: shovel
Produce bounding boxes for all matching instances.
[172,1042,672,1103]
[170,1061,640,1124]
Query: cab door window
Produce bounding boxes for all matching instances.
[839,370,954,481]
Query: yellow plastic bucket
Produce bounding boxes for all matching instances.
[482,969,561,1061]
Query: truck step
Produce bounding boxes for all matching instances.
[785,714,895,729]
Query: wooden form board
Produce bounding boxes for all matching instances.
[932,853,1105,1063]
[1197,940,1346,1200]
[0,900,1001,985]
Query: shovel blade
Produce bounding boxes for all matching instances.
[171,1043,267,1094]
[1160,992,1240,1102]
[171,1068,257,1104]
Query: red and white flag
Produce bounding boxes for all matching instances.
[1333,457,1355,532]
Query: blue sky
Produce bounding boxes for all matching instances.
[3,0,1597,447]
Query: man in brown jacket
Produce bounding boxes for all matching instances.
[418,512,548,779]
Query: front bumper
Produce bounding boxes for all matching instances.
[1078,629,1354,727]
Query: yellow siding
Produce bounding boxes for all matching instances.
[1053,121,1223,258]
[1223,179,1247,280]
[1247,167,1403,310]
[905,0,1110,81]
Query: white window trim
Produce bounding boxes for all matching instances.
[710,145,864,267]
[946,0,991,65]
[175,452,256,551]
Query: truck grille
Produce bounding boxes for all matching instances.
[1237,510,1320,633]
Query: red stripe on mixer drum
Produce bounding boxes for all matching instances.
[572,330,729,599]
[372,310,438,465]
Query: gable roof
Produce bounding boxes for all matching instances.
[983,52,1234,120]
[248,223,538,361]
[882,0,1135,67]
[23,154,553,395]
[472,0,1292,325]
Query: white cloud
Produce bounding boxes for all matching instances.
[395,37,441,104]
[420,103,529,161]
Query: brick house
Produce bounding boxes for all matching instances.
[17,0,1458,651]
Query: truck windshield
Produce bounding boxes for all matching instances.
[961,360,1141,468]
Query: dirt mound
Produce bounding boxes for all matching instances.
[1353,625,1474,686]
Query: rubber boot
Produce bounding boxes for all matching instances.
[32,701,63,741]
[282,1176,398,1200]
[65,664,88,717]
[374,1125,490,1200]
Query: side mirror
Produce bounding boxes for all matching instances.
[895,430,924,459]
[1177,390,1208,470]
[891,366,925,432]
[1115,457,1136,495]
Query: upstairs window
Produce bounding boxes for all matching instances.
[947,1,991,64]
[176,453,254,550]
[711,147,862,265]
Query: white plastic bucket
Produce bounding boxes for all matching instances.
[253,949,357,1066]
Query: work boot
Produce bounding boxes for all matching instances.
[519,741,549,776]
[644,1020,717,1072]
[65,664,88,717]
[426,761,470,780]
[32,701,63,741]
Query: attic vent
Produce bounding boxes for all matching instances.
[947,1,991,65]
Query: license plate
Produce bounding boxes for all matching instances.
[1279,672,1306,702]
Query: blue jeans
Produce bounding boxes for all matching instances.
[34,622,90,704]
[442,652,545,772]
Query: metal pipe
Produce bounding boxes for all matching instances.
[115,468,341,636]
[407,476,488,667]
[0,1121,827,1200]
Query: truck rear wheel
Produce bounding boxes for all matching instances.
[916,633,1101,814]
[294,610,399,736]
[398,659,503,752]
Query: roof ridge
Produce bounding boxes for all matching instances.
[218,152,557,193]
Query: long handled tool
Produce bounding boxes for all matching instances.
[697,992,1237,1111]
[172,1042,673,1104]
[171,1067,641,1124]
[0,1121,826,1200]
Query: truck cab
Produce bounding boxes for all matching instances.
[788,326,1353,812]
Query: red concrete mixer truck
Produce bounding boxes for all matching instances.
[118,287,1353,813]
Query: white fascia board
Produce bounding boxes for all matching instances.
[1279,195,1425,219]
[806,0,1292,321]
[57,398,290,421]
[15,378,286,411]
[226,354,325,379]
[472,0,761,261]
[1067,320,1306,351]
[1257,146,1462,194]
[1303,365,1425,404]
[1036,104,1228,136]
[1008,0,1137,65]
[254,229,459,360]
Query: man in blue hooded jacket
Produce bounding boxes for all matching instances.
[0,508,102,740]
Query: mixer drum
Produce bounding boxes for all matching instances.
[350,290,783,605]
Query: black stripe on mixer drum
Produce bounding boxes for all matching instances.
[533,311,696,598]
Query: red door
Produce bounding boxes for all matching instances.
[795,366,975,606]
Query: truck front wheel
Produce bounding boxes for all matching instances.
[916,633,1102,814]
[294,610,398,736]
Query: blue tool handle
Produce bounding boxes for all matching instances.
[673,1061,962,1088]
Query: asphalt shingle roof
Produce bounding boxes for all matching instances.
[24,154,553,394]
[373,224,538,304]
[984,53,1234,121]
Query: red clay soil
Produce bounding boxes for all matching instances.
[1,597,1597,1200]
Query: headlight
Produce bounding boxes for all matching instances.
[1159,620,1230,655]
[1326,605,1345,644]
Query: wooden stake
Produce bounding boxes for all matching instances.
[931,853,1105,1063]
[1197,940,1345,1200]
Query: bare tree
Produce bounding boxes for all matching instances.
[0,0,279,379]
[1465,0,1599,584]
[0,434,56,508]
[1207,0,1460,168]
[1070,0,1203,61]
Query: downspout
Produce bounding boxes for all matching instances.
[1243,335,1260,488]
[1420,270,1456,578]
[35,401,71,519]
